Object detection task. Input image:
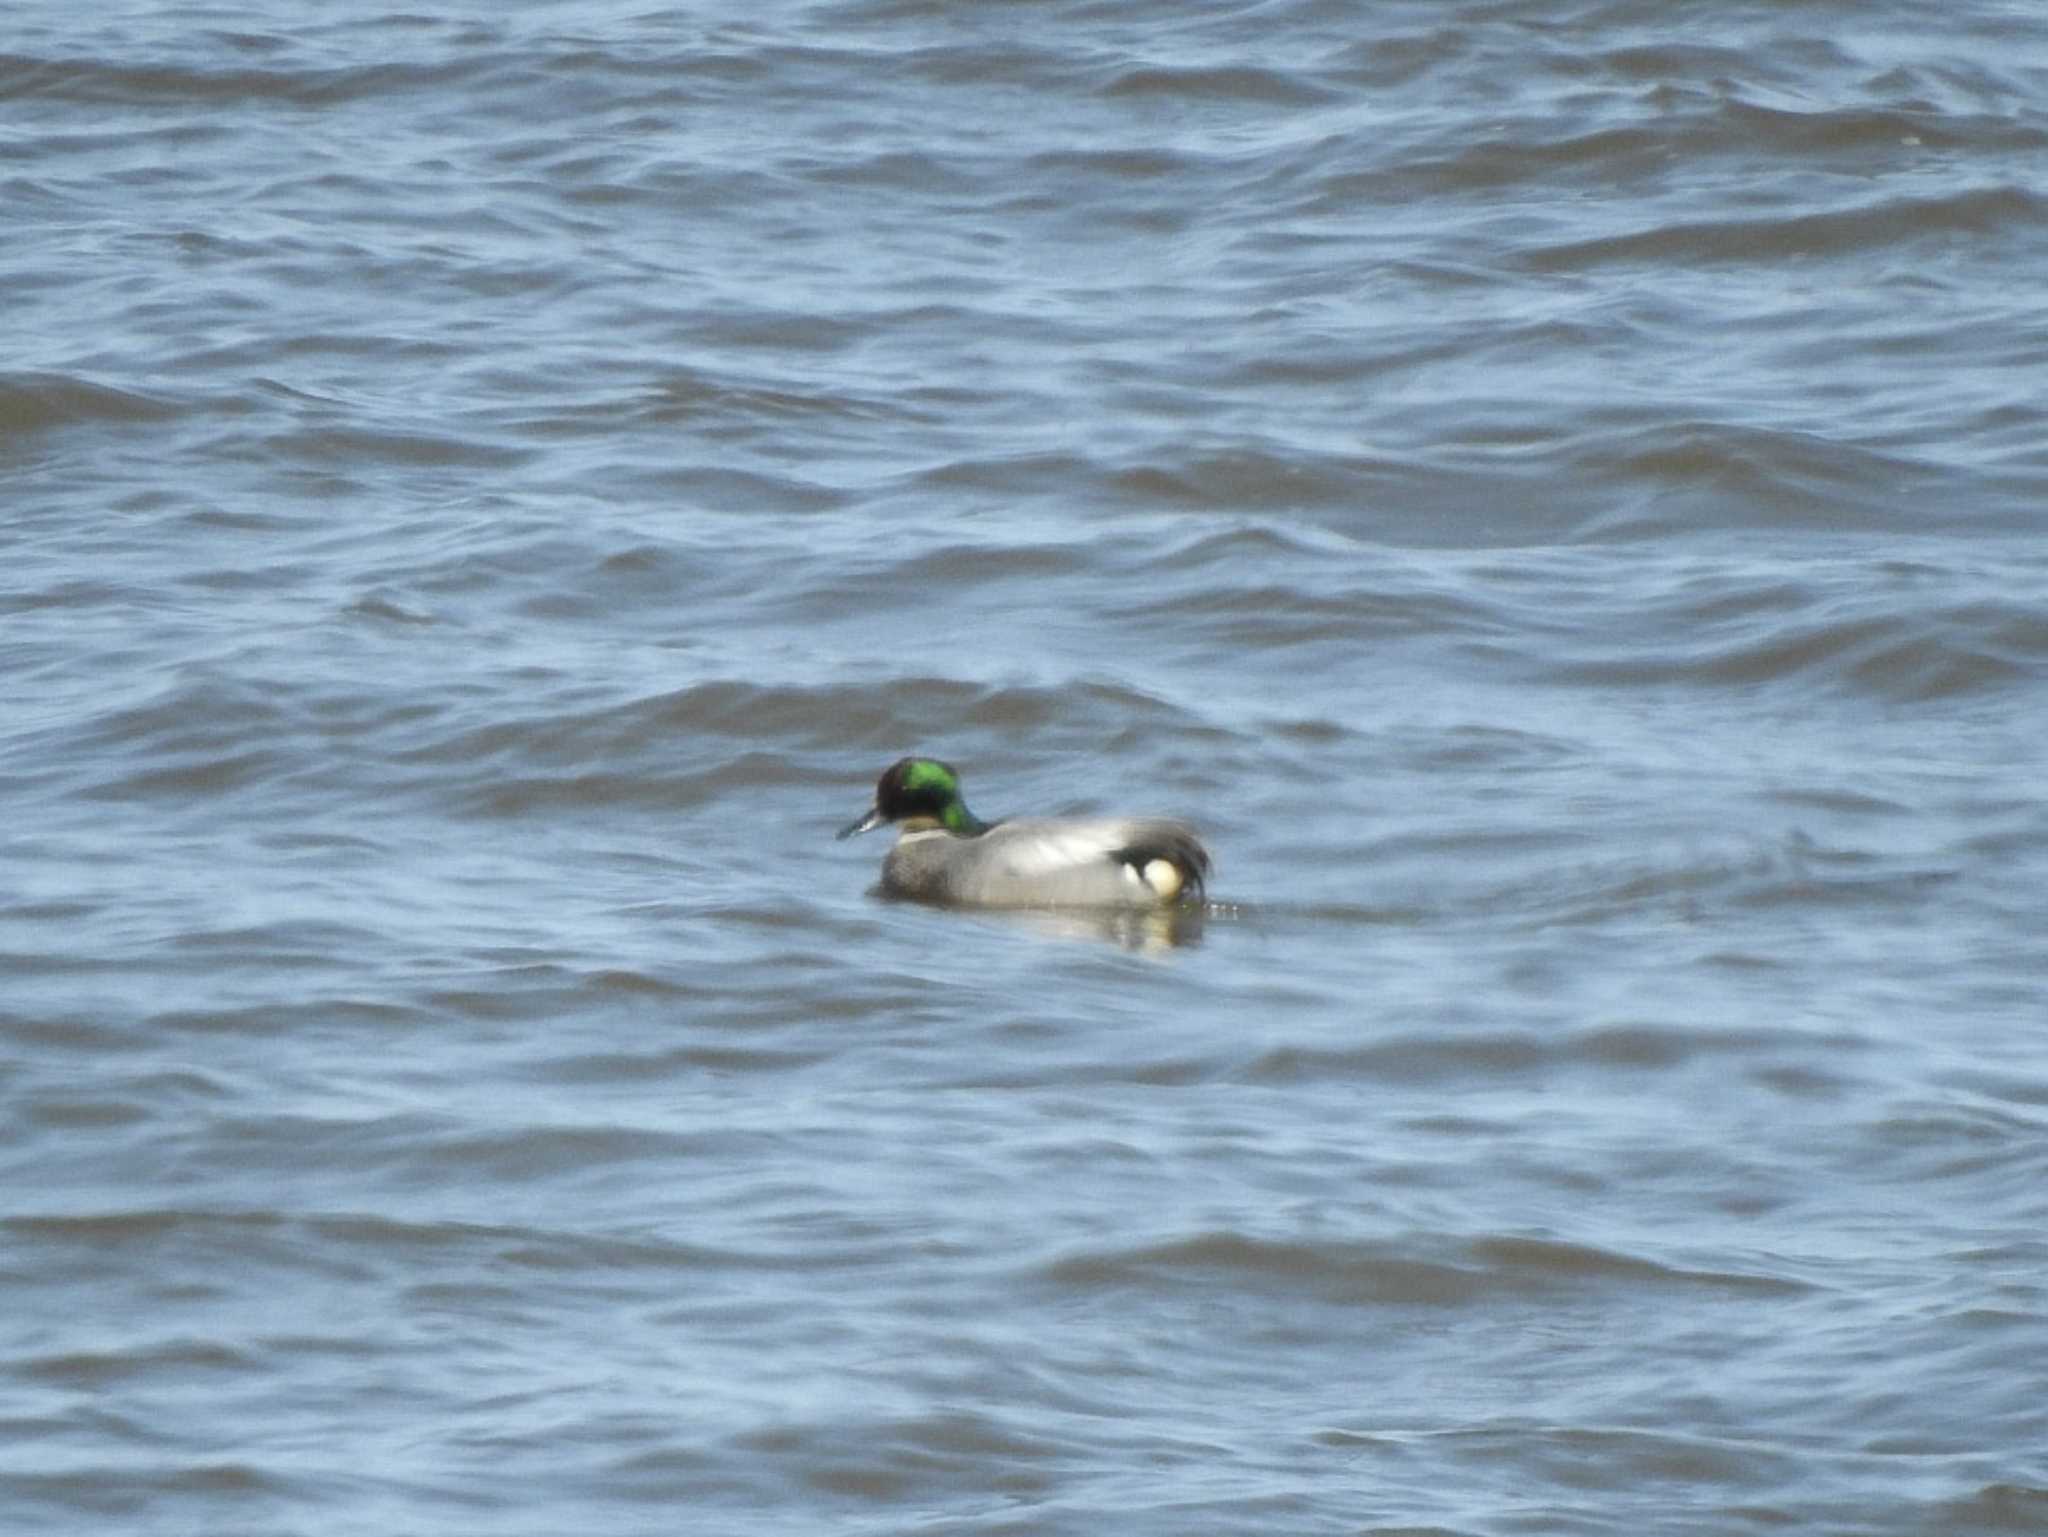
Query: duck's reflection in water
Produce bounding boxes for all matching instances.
[966,902,1210,953]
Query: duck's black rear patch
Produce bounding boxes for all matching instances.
[1108,828,1211,902]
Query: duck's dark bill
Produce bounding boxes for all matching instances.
[837,807,885,840]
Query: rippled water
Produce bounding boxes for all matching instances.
[6,2,2048,1532]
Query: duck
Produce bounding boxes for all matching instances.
[838,757,1211,909]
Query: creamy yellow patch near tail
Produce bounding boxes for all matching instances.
[1141,858,1183,902]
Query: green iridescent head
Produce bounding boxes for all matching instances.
[837,756,985,839]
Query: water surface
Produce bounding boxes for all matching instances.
[5,2,2048,1532]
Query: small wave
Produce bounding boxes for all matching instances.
[1541,598,2039,702]
[1931,1485,2048,1532]
[908,451,1103,498]
[1238,1019,1861,1088]
[1039,1230,1808,1306]
[1042,1230,1496,1307]
[1108,448,1393,513]
[344,592,438,626]
[19,1337,260,1388]
[0,372,180,434]
[1524,185,2047,270]
[0,45,491,109]
[260,423,528,470]
[408,676,1198,777]
[1102,63,1338,107]
[720,1407,1064,1505]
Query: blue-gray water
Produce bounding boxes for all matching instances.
[6,3,2048,1533]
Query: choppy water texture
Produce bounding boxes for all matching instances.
[6,2,2048,1532]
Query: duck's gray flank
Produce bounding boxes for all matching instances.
[838,757,1211,910]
